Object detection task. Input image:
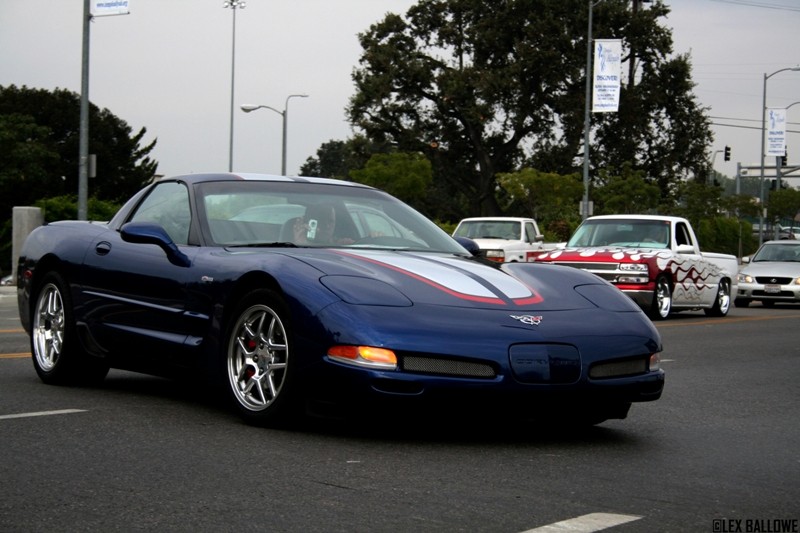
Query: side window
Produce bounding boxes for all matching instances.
[129,181,191,245]
[675,223,692,247]
[524,222,536,242]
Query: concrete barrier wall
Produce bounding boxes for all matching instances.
[11,207,44,285]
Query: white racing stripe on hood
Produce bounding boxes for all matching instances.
[342,250,536,301]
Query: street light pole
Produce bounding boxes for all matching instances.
[241,94,308,175]
[759,66,800,245]
[223,0,246,172]
[78,0,91,220]
[582,0,604,221]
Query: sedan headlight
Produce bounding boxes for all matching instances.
[738,273,754,283]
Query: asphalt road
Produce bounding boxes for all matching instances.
[1,285,798,532]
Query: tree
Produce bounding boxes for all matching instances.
[592,162,660,214]
[350,152,433,203]
[0,85,158,274]
[0,85,158,206]
[769,188,800,226]
[300,135,380,179]
[347,0,711,220]
[496,168,583,226]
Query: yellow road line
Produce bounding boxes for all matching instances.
[0,329,25,334]
[1,352,29,358]
[0,353,29,359]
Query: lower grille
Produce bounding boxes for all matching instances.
[589,357,648,379]
[401,355,496,379]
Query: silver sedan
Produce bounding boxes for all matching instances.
[735,240,800,307]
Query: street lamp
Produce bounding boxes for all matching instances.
[581,0,606,221]
[758,66,800,244]
[241,94,309,175]
[223,0,246,172]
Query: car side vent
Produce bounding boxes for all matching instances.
[401,355,496,379]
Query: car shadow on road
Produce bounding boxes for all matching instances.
[88,370,647,448]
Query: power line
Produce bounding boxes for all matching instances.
[709,0,800,12]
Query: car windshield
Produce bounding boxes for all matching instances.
[752,242,800,262]
[567,219,671,249]
[196,180,465,253]
[453,220,520,240]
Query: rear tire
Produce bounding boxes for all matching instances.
[31,272,109,385]
[223,289,300,426]
[648,275,672,320]
[704,279,731,317]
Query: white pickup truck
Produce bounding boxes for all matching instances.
[452,217,547,263]
[532,215,739,320]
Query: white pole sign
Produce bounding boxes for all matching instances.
[766,108,787,157]
[91,1,130,17]
[592,39,622,113]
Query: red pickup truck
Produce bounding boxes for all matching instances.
[532,215,739,320]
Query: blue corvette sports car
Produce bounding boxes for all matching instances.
[17,173,664,426]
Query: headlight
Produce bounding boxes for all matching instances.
[738,273,754,283]
[620,263,648,272]
[792,278,800,286]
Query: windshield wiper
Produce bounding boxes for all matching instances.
[227,242,299,248]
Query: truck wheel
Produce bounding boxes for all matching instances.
[704,279,731,317]
[648,275,672,320]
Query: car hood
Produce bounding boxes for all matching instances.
[741,261,800,278]
[469,238,518,248]
[287,249,641,313]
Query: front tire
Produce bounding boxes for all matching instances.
[224,289,298,426]
[648,275,672,320]
[704,279,731,317]
[734,298,750,308]
[31,272,109,385]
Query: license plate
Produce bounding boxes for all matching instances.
[765,284,781,294]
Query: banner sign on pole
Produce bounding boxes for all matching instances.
[91,1,130,17]
[766,108,787,157]
[592,39,622,113]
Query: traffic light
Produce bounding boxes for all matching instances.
[781,150,787,166]
[723,145,731,161]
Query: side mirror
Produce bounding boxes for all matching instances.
[675,244,696,255]
[121,222,191,267]
[453,236,482,257]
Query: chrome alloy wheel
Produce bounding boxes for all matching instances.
[32,282,65,372]
[717,280,731,315]
[227,304,288,412]
[653,276,672,319]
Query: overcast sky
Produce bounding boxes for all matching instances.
[1,0,798,186]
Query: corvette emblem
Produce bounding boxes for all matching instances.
[510,315,543,326]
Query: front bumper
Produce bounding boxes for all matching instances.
[736,282,800,303]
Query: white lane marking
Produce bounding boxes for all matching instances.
[0,409,87,420]
[523,513,642,532]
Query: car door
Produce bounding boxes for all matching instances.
[79,181,202,367]
[671,221,715,307]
